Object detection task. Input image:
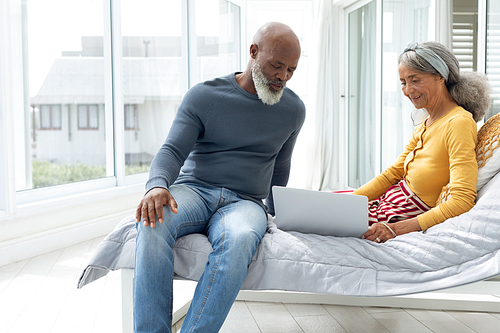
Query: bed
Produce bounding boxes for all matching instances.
[79,170,500,293]
[77,114,500,331]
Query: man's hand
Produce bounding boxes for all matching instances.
[136,188,178,228]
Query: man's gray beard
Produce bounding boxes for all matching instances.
[251,62,285,106]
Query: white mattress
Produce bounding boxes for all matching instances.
[78,172,500,297]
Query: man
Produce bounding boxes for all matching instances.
[134,22,305,332]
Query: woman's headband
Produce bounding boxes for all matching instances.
[401,42,449,81]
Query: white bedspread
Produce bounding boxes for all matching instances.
[78,171,500,297]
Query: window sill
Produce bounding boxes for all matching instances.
[0,182,146,266]
[14,182,145,219]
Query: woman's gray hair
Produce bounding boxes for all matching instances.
[399,41,492,122]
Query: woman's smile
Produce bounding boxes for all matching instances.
[411,94,422,103]
[398,63,446,112]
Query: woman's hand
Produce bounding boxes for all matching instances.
[362,217,422,243]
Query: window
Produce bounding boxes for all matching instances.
[244,0,313,188]
[346,0,436,188]
[347,0,378,188]
[452,2,478,72]
[380,0,436,170]
[39,105,62,130]
[120,0,242,175]
[78,105,99,130]
[0,0,241,208]
[18,0,108,191]
[189,0,241,86]
[120,0,184,175]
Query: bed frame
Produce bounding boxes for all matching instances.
[119,269,500,333]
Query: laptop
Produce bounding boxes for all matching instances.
[272,186,369,237]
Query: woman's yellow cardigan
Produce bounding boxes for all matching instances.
[353,106,478,231]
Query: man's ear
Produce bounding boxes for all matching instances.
[250,44,258,59]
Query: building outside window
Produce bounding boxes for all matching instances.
[1,0,242,196]
[120,0,241,175]
[1,0,495,211]
[22,0,107,190]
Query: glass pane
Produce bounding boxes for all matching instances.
[40,106,51,129]
[26,0,106,190]
[190,0,241,86]
[120,0,184,175]
[120,0,241,175]
[381,0,435,169]
[348,1,377,188]
[52,105,62,129]
[89,105,99,129]
[78,106,88,128]
[486,0,500,119]
[243,1,313,188]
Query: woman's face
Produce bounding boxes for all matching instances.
[398,63,445,110]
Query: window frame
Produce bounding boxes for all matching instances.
[0,0,243,215]
[39,104,63,130]
[77,104,100,130]
[342,0,383,189]
[1,0,24,215]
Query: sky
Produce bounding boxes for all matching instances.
[27,0,221,96]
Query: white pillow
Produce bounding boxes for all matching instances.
[436,112,500,205]
[476,113,500,191]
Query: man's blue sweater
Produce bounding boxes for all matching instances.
[146,73,305,213]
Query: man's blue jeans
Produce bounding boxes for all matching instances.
[134,183,268,333]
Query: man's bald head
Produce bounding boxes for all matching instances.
[252,22,301,58]
[235,22,301,101]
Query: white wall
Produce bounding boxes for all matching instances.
[0,184,144,266]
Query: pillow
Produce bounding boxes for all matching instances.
[476,113,500,191]
[436,112,500,205]
[436,183,451,205]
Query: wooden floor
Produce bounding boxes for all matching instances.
[217,301,500,333]
[2,237,500,333]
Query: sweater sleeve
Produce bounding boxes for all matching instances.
[266,101,306,215]
[145,88,204,193]
[352,132,418,200]
[417,115,478,230]
[265,129,298,215]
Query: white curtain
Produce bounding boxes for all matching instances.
[306,0,339,191]
[435,0,453,48]
[308,0,377,190]
[306,0,445,191]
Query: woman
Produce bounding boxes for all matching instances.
[357,41,491,244]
